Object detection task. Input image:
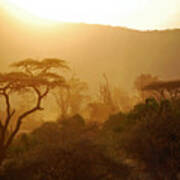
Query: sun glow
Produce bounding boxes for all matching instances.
[3,0,143,25]
[1,0,178,29]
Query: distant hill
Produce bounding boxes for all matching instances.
[1,9,180,91]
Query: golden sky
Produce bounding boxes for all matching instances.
[0,0,180,30]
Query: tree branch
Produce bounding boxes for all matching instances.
[33,87,42,109]
[4,92,11,118]
[41,86,49,98]
[0,120,4,142]
[0,89,16,145]
[2,91,16,131]
[4,109,16,131]
[5,86,49,148]
[0,121,3,130]
[5,105,40,148]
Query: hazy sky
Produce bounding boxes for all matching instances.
[0,0,180,30]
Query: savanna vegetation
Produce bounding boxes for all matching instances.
[0,58,180,180]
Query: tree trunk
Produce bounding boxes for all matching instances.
[0,147,6,168]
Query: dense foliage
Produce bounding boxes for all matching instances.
[1,97,180,179]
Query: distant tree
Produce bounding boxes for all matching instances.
[54,76,88,120]
[87,75,118,123]
[99,74,117,113]
[88,75,132,122]
[143,79,180,101]
[111,87,132,112]
[0,58,68,166]
[134,73,159,101]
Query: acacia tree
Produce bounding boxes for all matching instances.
[0,58,68,166]
[134,74,159,101]
[143,80,180,101]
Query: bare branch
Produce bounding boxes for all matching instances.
[4,92,11,117]
[1,89,16,132]
[5,85,50,148]
[41,86,49,98]
[33,86,46,109]
[4,109,16,131]
[0,83,11,92]
[6,104,40,148]
[0,92,15,146]
[33,86,41,98]
[0,121,3,130]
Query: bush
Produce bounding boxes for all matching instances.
[120,99,180,179]
[1,118,130,180]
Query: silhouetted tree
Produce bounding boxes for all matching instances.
[143,79,180,101]
[99,74,117,113]
[87,75,119,123]
[54,76,88,120]
[0,58,68,166]
[134,74,159,101]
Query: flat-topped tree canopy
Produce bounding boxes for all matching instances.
[11,58,69,75]
[143,79,180,100]
[0,58,69,167]
[143,80,180,91]
[0,58,69,101]
[0,72,66,91]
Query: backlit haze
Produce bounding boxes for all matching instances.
[0,0,180,150]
